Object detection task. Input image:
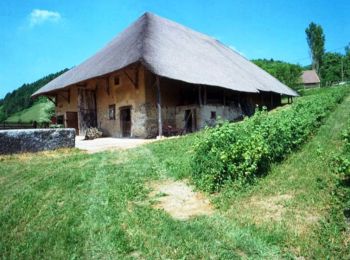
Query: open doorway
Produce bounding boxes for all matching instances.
[66,112,79,134]
[120,107,131,137]
[184,109,196,133]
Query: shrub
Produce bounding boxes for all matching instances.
[192,87,349,192]
[332,123,350,176]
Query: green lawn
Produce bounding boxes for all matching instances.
[0,88,349,258]
[4,100,53,123]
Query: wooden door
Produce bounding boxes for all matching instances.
[120,107,131,137]
[77,88,97,135]
[66,112,79,134]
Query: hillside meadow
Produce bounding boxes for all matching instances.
[4,100,53,124]
[0,86,349,259]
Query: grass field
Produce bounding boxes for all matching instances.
[4,100,53,123]
[0,87,349,258]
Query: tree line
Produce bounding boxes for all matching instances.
[306,22,350,86]
[0,69,68,122]
[252,23,350,90]
[252,59,303,90]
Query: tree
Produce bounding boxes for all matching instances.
[305,22,325,75]
[319,52,343,85]
[0,68,68,122]
[344,43,350,81]
[253,59,303,90]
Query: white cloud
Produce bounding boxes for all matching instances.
[29,9,61,27]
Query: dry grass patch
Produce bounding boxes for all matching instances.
[235,193,321,235]
[148,180,214,220]
[248,194,293,223]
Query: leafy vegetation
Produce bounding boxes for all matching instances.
[305,22,325,74]
[0,69,68,122]
[332,121,350,176]
[191,86,349,192]
[0,86,349,258]
[320,48,350,86]
[215,91,350,258]
[303,21,350,86]
[253,59,302,90]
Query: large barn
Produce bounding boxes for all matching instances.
[33,12,298,138]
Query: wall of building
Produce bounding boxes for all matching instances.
[54,66,282,138]
[55,64,149,137]
[93,66,146,137]
[56,87,78,117]
[304,83,320,89]
[143,71,243,136]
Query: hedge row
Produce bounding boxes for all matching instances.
[333,122,350,176]
[191,87,349,192]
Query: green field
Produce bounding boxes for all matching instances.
[4,100,53,123]
[0,87,349,258]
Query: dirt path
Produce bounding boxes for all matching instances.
[149,180,214,220]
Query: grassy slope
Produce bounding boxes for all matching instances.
[5,100,53,123]
[216,93,350,258]
[0,87,349,258]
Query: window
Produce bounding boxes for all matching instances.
[57,115,64,125]
[114,76,120,85]
[109,104,116,120]
[210,111,217,120]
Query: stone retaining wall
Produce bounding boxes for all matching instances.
[0,129,75,155]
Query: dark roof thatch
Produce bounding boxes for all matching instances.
[301,70,320,84]
[33,12,298,97]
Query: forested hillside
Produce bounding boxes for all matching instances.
[0,69,68,122]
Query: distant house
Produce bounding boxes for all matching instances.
[33,12,298,138]
[300,70,321,88]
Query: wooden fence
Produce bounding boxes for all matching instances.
[0,122,49,130]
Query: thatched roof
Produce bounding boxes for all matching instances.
[301,70,320,84]
[33,12,298,97]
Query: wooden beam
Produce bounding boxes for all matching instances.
[76,82,87,87]
[58,93,69,102]
[156,76,163,137]
[47,96,57,106]
[124,67,138,88]
[105,78,110,95]
[203,86,207,105]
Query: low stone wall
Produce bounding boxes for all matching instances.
[0,129,76,155]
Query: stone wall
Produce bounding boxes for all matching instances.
[0,129,75,155]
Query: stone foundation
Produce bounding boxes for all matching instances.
[144,103,243,137]
[0,129,76,155]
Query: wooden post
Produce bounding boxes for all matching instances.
[223,89,226,106]
[270,93,273,108]
[67,89,71,104]
[156,76,163,137]
[105,78,110,95]
[204,86,207,105]
[198,86,202,106]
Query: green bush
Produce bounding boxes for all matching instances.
[332,123,350,176]
[192,87,349,192]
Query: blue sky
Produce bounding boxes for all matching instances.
[0,0,349,98]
